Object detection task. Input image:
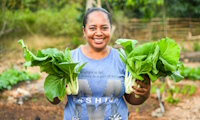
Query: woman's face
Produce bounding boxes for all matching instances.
[83,11,111,51]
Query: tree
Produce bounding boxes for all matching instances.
[0,0,13,37]
[86,0,101,10]
[165,0,200,18]
[102,0,164,19]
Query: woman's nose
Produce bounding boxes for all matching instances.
[96,28,102,35]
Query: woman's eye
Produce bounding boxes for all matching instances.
[90,28,96,30]
[102,27,108,30]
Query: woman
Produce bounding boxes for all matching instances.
[50,7,151,120]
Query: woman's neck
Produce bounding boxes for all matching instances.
[81,44,111,60]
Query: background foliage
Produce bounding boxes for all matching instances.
[0,0,200,40]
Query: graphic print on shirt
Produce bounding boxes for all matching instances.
[73,79,122,120]
[108,103,122,120]
[72,103,81,120]
[104,80,122,120]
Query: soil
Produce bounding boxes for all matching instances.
[1,65,200,120]
[1,36,200,120]
[1,78,200,120]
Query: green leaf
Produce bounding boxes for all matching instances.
[127,42,155,58]
[147,72,157,82]
[53,50,64,63]
[126,65,144,80]
[56,62,78,76]
[76,62,87,73]
[135,54,153,75]
[170,71,184,82]
[64,48,73,62]
[127,57,135,71]
[157,37,180,72]
[152,45,159,74]
[41,48,60,57]
[115,39,138,55]
[44,75,66,102]
[18,40,49,62]
[118,48,127,64]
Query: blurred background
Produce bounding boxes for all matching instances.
[0,0,200,120]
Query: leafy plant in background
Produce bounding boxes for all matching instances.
[0,2,82,38]
[166,84,196,104]
[0,67,39,90]
[179,66,200,80]
[165,96,179,104]
[18,39,86,102]
[193,41,200,52]
[71,37,85,49]
[151,82,196,104]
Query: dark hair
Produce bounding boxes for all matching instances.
[83,7,112,28]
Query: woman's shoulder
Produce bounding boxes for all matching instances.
[110,47,126,71]
[110,47,123,62]
[71,47,80,55]
[110,47,120,57]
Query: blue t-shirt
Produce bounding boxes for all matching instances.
[64,47,128,120]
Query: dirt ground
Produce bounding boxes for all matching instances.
[0,74,200,120]
[0,65,200,120]
[1,36,200,120]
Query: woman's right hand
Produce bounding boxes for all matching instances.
[47,97,61,105]
[47,85,67,105]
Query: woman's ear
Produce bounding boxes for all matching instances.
[82,26,86,38]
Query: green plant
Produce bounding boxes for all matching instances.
[135,107,139,112]
[71,37,84,48]
[188,85,196,96]
[18,39,86,102]
[174,86,180,94]
[0,67,39,90]
[150,84,158,93]
[165,96,179,104]
[115,37,183,96]
[193,41,200,51]
[160,83,166,93]
[181,85,188,95]
[1,3,82,37]
[179,66,200,80]
[181,85,196,96]
[180,41,187,52]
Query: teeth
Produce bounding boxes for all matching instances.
[93,39,104,43]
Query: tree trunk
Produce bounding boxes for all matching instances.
[86,0,101,11]
[96,0,101,8]
[86,0,94,10]
[163,0,167,37]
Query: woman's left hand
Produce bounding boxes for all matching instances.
[132,75,151,99]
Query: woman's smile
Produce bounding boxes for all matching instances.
[93,38,105,44]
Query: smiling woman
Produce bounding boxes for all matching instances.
[49,7,151,120]
[82,8,112,59]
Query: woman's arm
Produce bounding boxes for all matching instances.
[124,76,151,105]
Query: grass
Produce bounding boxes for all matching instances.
[0,35,85,61]
[0,35,86,74]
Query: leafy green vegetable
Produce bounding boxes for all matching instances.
[0,68,39,90]
[116,37,183,95]
[18,39,86,102]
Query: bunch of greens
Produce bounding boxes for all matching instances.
[0,67,39,90]
[115,37,183,96]
[18,40,86,102]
